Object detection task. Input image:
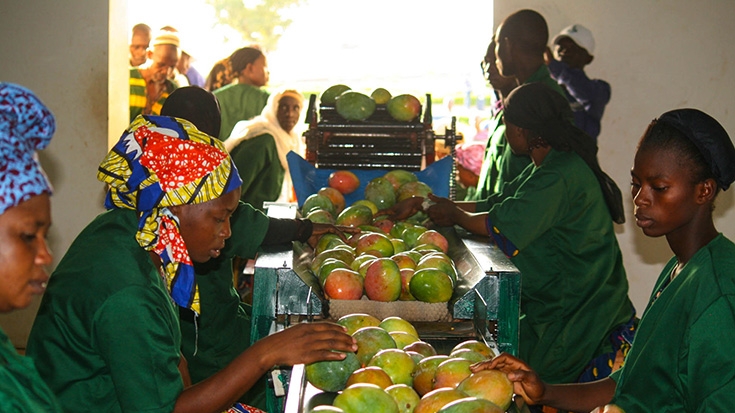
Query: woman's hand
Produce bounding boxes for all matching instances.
[380,196,425,221]
[471,353,546,406]
[424,193,464,227]
[259,322,357,367]
[307,223,360,248]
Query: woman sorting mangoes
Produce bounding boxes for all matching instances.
[26,114,356,413]
[159,86,357,409]
[474,108,735,412]
[386,82,635,387]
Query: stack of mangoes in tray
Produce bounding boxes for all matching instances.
[301,169,458,304]
[305,314,513,413]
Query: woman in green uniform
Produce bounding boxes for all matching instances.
[387,83,633,385]
[475,108,735,412]
[225,89,304,210]
[161,87,355,409]
[213,47,271,141]
[0,83,61,412]
[27,114,356,413]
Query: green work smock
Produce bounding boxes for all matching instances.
[611,234,735,412]
[0,328,62,412]
[487,149,632,383]
[213,83,270,141]
[229,133,285,211]
[474,64,564,212]
[27,209,183,413]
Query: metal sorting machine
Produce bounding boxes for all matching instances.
[251,214,520,412]
[247,95,521,412]
[302,93,462,199]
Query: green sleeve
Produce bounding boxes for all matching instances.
[94,286,182,413]
[486,165,568,250]
[475,156,532,213]
[226,202,270,259]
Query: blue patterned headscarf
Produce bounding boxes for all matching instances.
[98,115,242,314]
[0,83,55,215]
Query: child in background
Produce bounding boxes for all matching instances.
[475,108,735,412]
[546,24,611,142]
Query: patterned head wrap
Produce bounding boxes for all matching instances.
[98,115,242,314]
[0,83,55,215]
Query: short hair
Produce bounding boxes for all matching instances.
[499,9,549,56]
[229,47,264,73]
[132,23,151,36]
[638,120,713,187]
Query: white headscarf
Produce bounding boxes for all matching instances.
[224,89,305,202]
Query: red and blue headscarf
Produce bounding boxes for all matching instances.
[98,115,242,314]
[0,83,55,215]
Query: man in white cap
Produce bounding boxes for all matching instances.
[545,24,611,142]
[129,29,180,122]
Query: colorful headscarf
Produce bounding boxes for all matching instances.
[0,83,55,215]
[98,115,242,314]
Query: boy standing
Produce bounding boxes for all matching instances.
[546,24,611,141]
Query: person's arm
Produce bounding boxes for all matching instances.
[547,59,611,120]
[453,200,478,213]
[260,217,302,245]
[425,194,489,235]
[260,217,358,247]
[472,353,615,412]
[173,322,356,413]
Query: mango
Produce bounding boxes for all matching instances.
[321,84,351,105]
[336,91,376,121]
[305,351,361,392]
[387,94,421,122]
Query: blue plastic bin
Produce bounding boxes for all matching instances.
[287,151,452,208]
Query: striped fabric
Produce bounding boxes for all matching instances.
[129,68,176,122]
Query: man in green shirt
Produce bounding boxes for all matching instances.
[459,9,566,213]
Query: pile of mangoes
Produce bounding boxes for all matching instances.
[302,170,457,304]
[306,314,513,413]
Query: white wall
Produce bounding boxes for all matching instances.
[494,0,735,312]
[0,0,129,347]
